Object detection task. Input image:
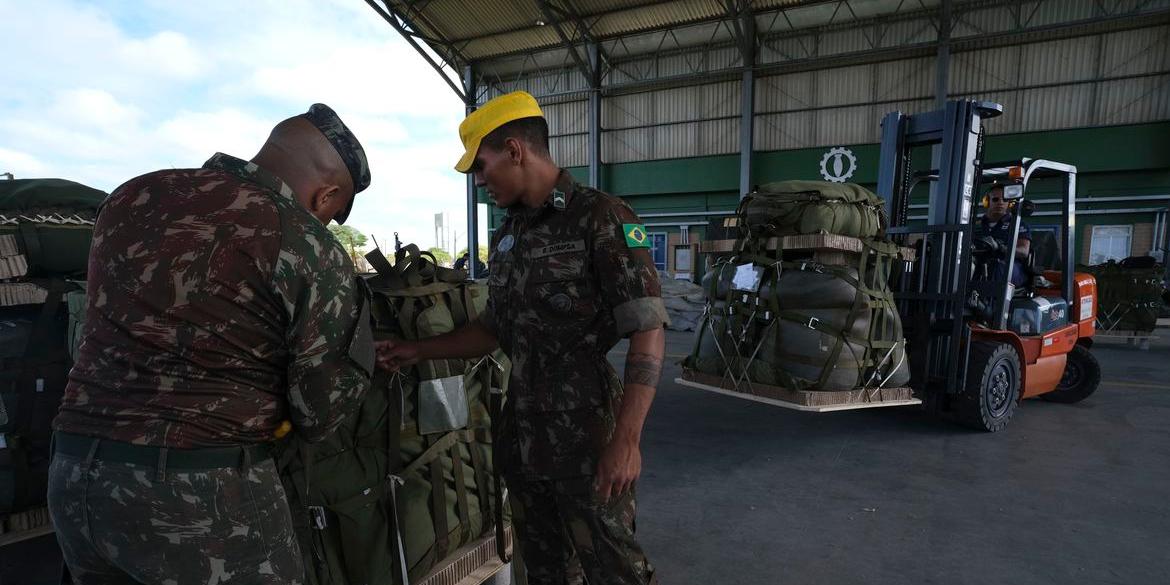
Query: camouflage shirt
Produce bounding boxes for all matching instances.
[483,170,669,480]
[54,153,374,447]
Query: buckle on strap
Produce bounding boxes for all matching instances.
[805,317,821,330]
[309,506,328,530]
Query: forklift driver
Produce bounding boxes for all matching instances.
[976,184,1031,288]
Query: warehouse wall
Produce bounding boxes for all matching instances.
[487,121,1170,279]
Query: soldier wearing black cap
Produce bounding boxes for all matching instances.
[49,104,375,585]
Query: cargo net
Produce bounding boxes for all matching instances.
[687,235,910,398]
[0,213,96,226]
[685,181,914,407]
[1081,258,1165,335]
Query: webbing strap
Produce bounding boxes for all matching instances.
[469,360,493,524]
[427,435,450,562]
[466,430,489,531]
[487,368,511,563]
[451,441,471,542]
[446,288,468,330]
[385,373,410,585]
[17,223,43,273]
[402,429,466,478]
[365,247,395,276]
[463,286,478,323]
[386,475,411,585]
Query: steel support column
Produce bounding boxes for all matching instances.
[738,8,756,200]
[934,0,952,108]
[588,42,602,189]
[464,65,479,278]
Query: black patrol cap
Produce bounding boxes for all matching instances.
[299,103,370,224]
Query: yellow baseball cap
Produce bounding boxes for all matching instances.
[454,91,545,173]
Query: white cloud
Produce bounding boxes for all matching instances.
[117,31,209,81]
[0,0,478,250]
[0,148,49,177]
[247,41,461,122]
[50,88,144,129]
[155,109,276,165]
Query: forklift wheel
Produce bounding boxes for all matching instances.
[1041,344,1101,404]
[956,341,1021,432]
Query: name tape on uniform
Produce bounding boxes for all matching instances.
[533,240,585,259]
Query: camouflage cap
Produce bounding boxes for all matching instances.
[300,103,370,224]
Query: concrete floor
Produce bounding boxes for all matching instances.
[618,328,1170,585]
[7,329,1166,585]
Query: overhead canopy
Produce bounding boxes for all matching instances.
[364,0,939,102]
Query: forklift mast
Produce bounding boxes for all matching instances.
[876,100,1004,399]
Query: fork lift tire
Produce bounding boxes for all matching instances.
[1040,344,1101,404]
[956,341,1021,432]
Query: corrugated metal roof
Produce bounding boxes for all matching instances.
[383,0,842,64]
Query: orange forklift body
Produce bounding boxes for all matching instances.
[971,271,1098,399]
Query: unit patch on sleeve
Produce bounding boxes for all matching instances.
[623,224,651,248]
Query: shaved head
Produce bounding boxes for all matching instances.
[251,116,354,223]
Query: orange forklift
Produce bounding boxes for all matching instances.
[878,100,1101,431]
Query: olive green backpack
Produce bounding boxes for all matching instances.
[2,178,104,522]
[739,180,886,239]
[277,244,510,585]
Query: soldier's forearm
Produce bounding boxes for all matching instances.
[417,319,499,361]
[616,327,665,444]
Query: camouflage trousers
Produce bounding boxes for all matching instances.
[508,476,656,585]
[47,438,303,585]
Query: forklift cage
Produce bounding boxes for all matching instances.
[875,100,1078,400]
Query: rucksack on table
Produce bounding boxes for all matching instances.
[277,244,512,585]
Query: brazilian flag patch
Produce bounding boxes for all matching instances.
[623,223,650,248]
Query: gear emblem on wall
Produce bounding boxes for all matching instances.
[819,147,858,183]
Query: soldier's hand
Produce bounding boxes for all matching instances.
[595,434,641,504]
[374,339,421,372]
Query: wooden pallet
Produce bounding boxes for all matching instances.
[0,281,48,306]
[0,506,54,548]
[676,368,920,413]
[418,526,513,585]
[700,233,916,262]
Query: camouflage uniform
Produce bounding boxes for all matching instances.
[49,152,374,584]
[482,170,668,585]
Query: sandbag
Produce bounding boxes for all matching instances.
[278,244,510,585]
[0,179,108,277]
[687,241,909,391]
[738,180,885,239]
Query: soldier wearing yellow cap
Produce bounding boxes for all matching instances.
[378,91,667,584]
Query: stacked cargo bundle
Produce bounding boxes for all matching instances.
[278,244,512,585]
[1080,256,1165,338]
[683,180,915,411]
[0,178,105,541]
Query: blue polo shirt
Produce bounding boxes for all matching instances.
[977,212,1030,287]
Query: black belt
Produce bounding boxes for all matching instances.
[53,432,271,471]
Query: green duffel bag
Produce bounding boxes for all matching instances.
[686,239,909,391]
[738,180,886,239]
[1,281,78,517]
[0,178,108,278]
[278,244,511,585]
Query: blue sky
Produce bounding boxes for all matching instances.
[0,0,484,252]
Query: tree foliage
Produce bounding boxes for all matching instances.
[427,246,453,267]
[456,245,490,263]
